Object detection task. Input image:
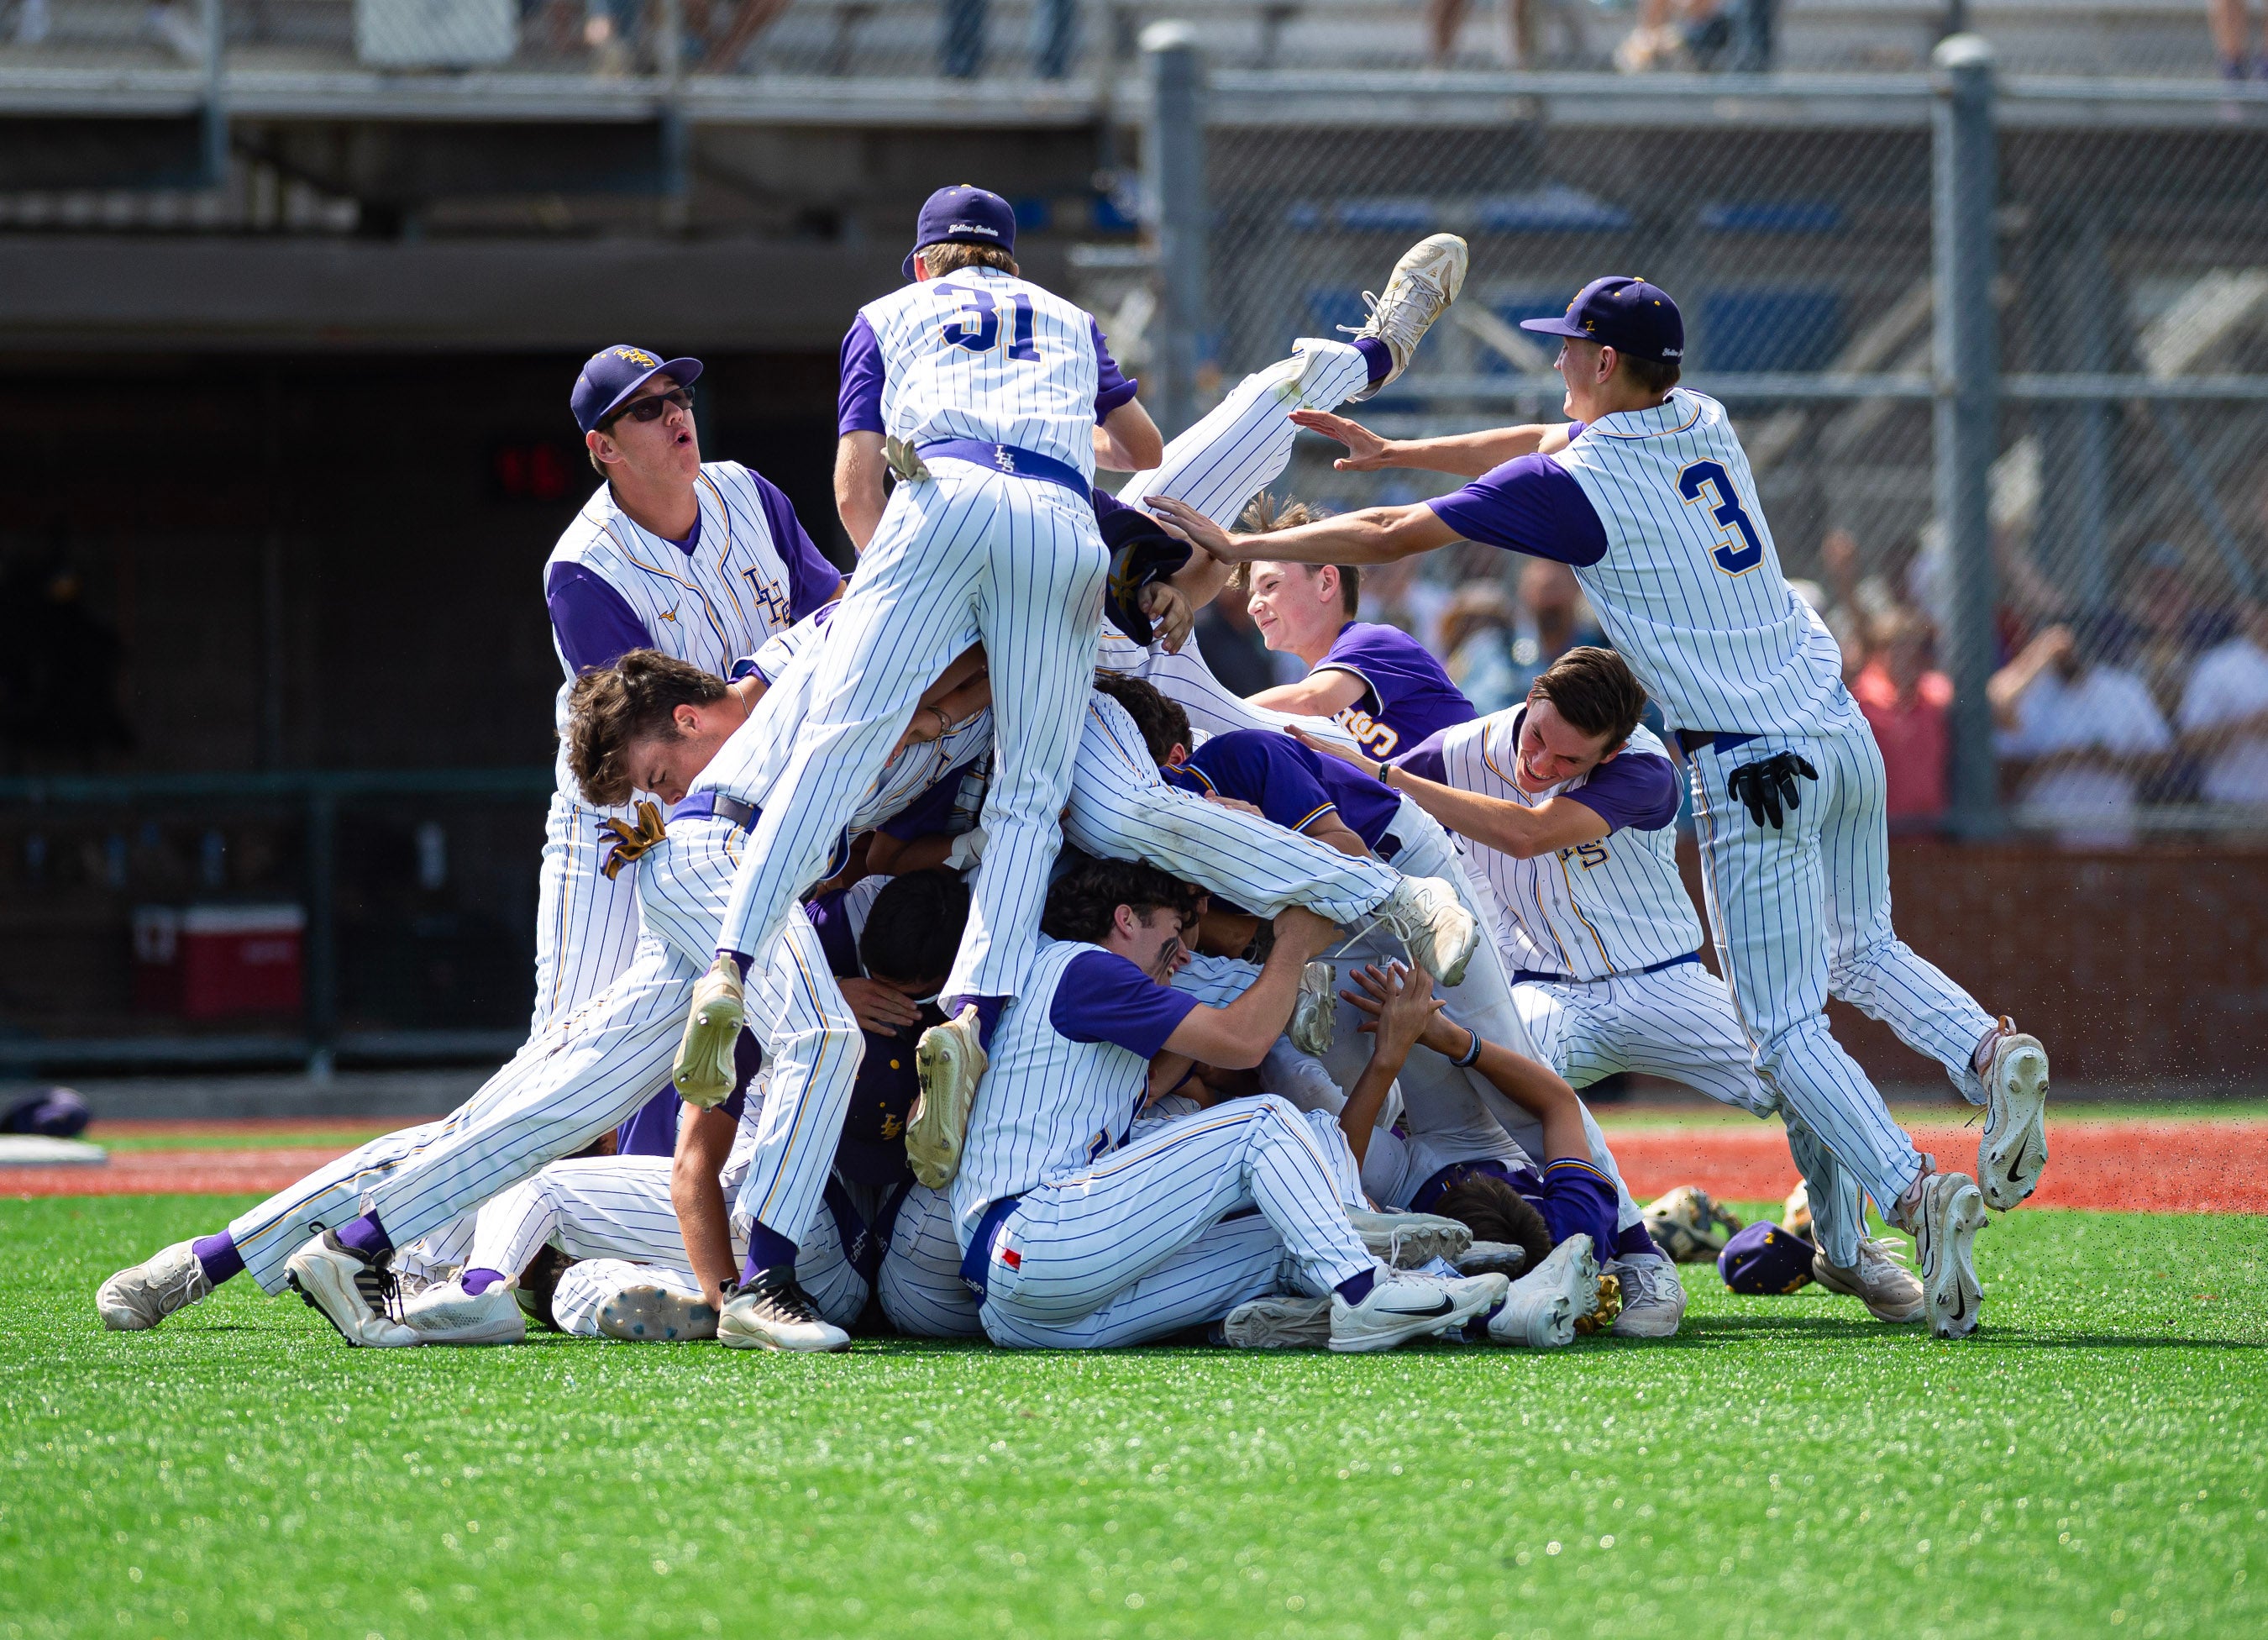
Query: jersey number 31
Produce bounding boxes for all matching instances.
[935,282,1041,361]
[1677,460,1765,576]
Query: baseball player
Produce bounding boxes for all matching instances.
[1304,644,1920,1322]
[681,185,1166,1137]
[953,853,1509,1350]
[1146,275,2051,1339]
[537,345,843,1029]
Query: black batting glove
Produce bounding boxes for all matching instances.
[1725,751,1819,829]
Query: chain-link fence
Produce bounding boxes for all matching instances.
[0,0,2243,82]
[1115,55,2268,840]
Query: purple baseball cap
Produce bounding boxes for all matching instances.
[1718,1221,1816,1295]
[903,184,1017,281]
[1520,276,1684,363]
[571,344,704,434]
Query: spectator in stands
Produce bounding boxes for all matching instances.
[2211,0,2267,79]
[1614,0,1773,71]
[2178,597,2268,810]
[1439,582,1517,712]
[943,0,1076,77]
[1446,559,1606,714]
[1990,619,2172,849]
[1193,593,1278,699]
[1427,0,1588,67]
[1852,607,1951,830]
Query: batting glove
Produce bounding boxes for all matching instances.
[1725,750,1819,829]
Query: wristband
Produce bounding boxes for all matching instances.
[1375,758,1393,785]
[1452,1028,1483,1068]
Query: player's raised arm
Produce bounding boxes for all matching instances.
[1293,727,1609,860]
[1146,493,1459,568]
[1160,905,1342,1069]
[1287,410,1579,478]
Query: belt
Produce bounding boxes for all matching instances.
[1410,1157,1521,1217]
[668,791,759,831]
[1511,952,1704,986]
[1673,729,1760,758]
[918,439,1089,499]
[958,1192,1024,1301]
[1377,831,1403,862]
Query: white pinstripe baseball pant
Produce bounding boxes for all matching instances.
[1689,721,1998,1214]
[975,1095,1377,1348]
[530,789,646,1033]
[717,460,1108,1004]
[731,908,862,1254]
[1512,962,1865,1267]
[1066,691,1400,921]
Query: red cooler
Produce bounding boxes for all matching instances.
[134,904,306,1019]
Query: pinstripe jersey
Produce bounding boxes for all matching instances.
[950,938,1159,1245]
[1550,391,1856,737]
[857,267,1103,481]
[1437,712,1703,981]
[544,461,822,794]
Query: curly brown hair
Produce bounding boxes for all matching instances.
[1433,1174,1551,1279]
[1039,852,1204,946]
[565,649,727,807]
[1089,671,1190,765]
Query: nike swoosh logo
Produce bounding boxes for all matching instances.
[1391,1296,1457,1319]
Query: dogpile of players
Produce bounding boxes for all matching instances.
[96,191,2050,1358]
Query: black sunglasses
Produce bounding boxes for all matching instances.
[603,386,694,428]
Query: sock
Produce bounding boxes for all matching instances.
[1336,1268,1377,1306]
[460,1268,507,1296]
[1353,335,1394,385]
[744,1223,797,1285]
[1612,1222,1662,1263]
[943,994,1006,1052]
[335,1212,391,1261]
[191,1231,243,1286]
[1971,1021,2007,1074]
[719,949,753,980]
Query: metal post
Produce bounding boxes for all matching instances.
[1933,34,1999,839]
[200,0,228,189]
[657,0,690,234]
[1142,22,1206,439]
[304,789,337,1081]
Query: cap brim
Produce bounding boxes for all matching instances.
[597,356,705,424]
[1518,316,1592,339]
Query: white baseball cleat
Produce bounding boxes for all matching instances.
[1604,1252,1688,1338]
[1977,1024,2050,1211]
[717,1270,851,1354]
[1382,875,1480,988]
[1346,1207,1473,1269]
[97,1239,213,1331]
[282,1232,421,1348]
[1329,1269,1507,1353]
[1485,1235,1598,1348]
[1288,960,1336,1056]
[596,1281,719,1343]
[1455,1239,1530,1279]
[906,1002,987,1189]
[1223,1293,1332,1349]
[1812,1236,1925,1323]
[1347,234,1469,400]
[402,1280,526,1346]
[1908,1172,1988,1339]
[673,953,745,1109]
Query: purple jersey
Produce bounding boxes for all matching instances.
[1167,729,1404,852]
[1310,622,1475,761]
[1050,950,1199,1058]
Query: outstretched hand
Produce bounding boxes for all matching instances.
[1289,409,1394,471]
[1143,496,1241,562]
[1141,581,1194,654]
[1289,725,1379,778]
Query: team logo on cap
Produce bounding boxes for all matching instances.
[611,347,660,367]
[948,220,1000,239]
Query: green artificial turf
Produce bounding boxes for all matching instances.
[3,1196,2263,1640]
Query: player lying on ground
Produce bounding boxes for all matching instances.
[391,870,984,1348]
[948,852,1509,1352]
[1085,670,1691,1338]
[1301,644,1931,1324]
[1147,274,2050,1339]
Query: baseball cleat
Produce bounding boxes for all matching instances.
[1382,875,1479,988]
[906,1003,987,1189]
[1329,1269,1507,1353]
[718,1269,850,1353]
[1909,1171,1988,1339]
[97,1239,213,1331]
[1485,1235,1597,1348]
[674,954,745,1109]
[1223,1293,1332,1349]
[1455,1239,1530,1279]
[1812,1236,1925,1324]
[596,1280,719,1343]
[1572,1264,1625,1336]
[1346,234,1469,400]
[402,1280,526,1346]
[1604,1252,1687,1338]
[1977,1025,2050,1211]
[1347,1207,1473,1269]
[283,1231,421,1348]
[1289,960,1336,1056]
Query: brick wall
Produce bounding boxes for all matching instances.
[1675,840,2268,1089]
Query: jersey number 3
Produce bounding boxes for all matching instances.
[935,282,1041,361]
[1677,460,1766,576]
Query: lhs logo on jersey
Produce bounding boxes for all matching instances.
[1335,708,1399,758]
[742,570,791,629]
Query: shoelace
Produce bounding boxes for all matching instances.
[1335,276,1441,355]
[1854,1237,1914,1274]
[350,1255,404,1322]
